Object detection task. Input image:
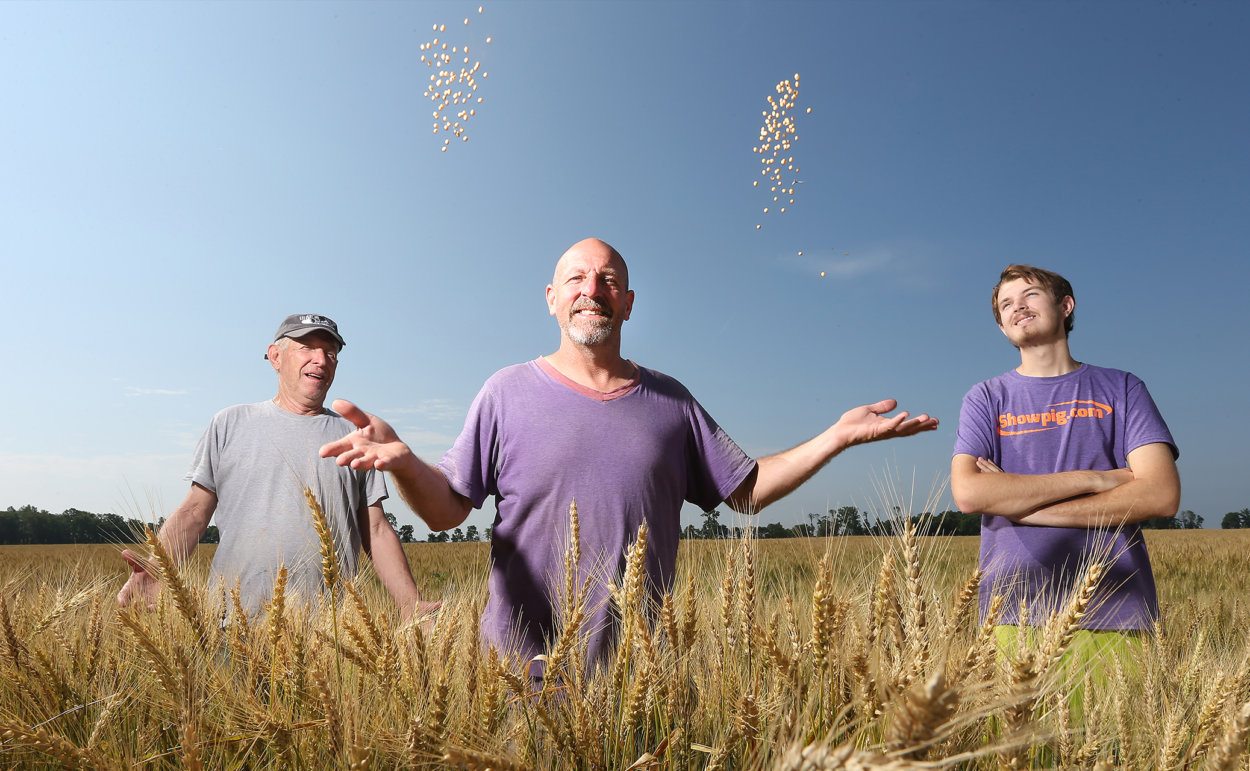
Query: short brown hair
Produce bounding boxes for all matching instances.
[992,264,1075,335]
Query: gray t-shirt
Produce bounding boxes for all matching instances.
[186,400,388,613]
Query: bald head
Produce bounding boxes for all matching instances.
[553,238,629,290]
[546,237,634,348]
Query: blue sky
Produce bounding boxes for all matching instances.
[2,0,1247,536]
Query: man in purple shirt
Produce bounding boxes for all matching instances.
[321,237,938,666]
[952,265,1180,636]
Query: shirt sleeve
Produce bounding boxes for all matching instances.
[1124,374,1179,460]
[684,397,757,512]
[362,468,389,508]
[184,412,222,494]
[953,383,997,461]
[436,381,498,509]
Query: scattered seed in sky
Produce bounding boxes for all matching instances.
[421,6,491,151]
[752,74,808,229]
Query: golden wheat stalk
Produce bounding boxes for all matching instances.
[899,520,929,679]
[885,667,960,760]
[345,580,383,654]
[1036,559,1106,674]
[718,544,739,655]
[304,487,341,593]
[0,716,106,768]
[117,605,183,708]
[738,537,757,656]
[807,549,835,667]
[612,522,650,692]
[442,745,532,771]
[1206,700,1250,771]
[564,499,581,611]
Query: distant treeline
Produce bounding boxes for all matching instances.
[683,505,1212,539]
[0,505,219,546]
[0,503,1231,546]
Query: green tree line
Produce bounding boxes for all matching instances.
[1,502,1227,545]
[0,505,219,545]
[680,505,1213,540]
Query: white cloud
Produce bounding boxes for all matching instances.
[125,387,189,397]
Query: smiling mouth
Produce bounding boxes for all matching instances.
[572,303,611,320]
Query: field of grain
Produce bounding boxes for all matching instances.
[3,514,1250,769]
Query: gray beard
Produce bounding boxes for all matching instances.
[565,318,613,345]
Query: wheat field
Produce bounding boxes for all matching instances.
[2,503,1250,770]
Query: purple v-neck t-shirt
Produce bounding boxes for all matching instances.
[954,364,1178,630]
[437,358,756,665]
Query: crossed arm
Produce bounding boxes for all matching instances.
[950,442,1180,528]
[724,399,939,514]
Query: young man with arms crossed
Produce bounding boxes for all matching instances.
[951,265,1180,663]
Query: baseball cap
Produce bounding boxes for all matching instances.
[265,314,345,359]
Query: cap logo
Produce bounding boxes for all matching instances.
[301,315,333,327]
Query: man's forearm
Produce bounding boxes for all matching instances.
[954,469,1121,517]
[727,425,847,513]
[391,457,472,531]
[1011,444,1181,528]
[159,485,217,562]
[364,514,422,617]
[1013,479,1177,527]
[950,454,1130,517]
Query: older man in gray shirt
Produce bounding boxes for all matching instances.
[118,314,432,619]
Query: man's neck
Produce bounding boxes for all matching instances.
[545,342,636,392]
[273,394,326,416]
[1016,339,1080,378]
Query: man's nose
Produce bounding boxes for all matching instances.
[580,274,603,297]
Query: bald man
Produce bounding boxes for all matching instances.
[321,238,938,668]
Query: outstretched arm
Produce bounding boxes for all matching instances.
[117,483,217,608]
[359,504,441,622]
[950,454,1133,517]
[725,399,938,514]
[1011,443,1180,527]
[319,399,471,532]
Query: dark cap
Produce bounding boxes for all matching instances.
[265,314,345,359]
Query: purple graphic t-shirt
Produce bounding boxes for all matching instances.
[438,359,756,666]
[954,364,1177,630]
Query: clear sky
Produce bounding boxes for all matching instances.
[3,0,1247,536]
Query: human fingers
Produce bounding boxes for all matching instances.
[900,414,938,433]
[332,398,369,429]
[121,548,149,575]
[320,436,359,462]
[976,457,1003,473]
[866,398,899,416]
[117,573,147,608]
